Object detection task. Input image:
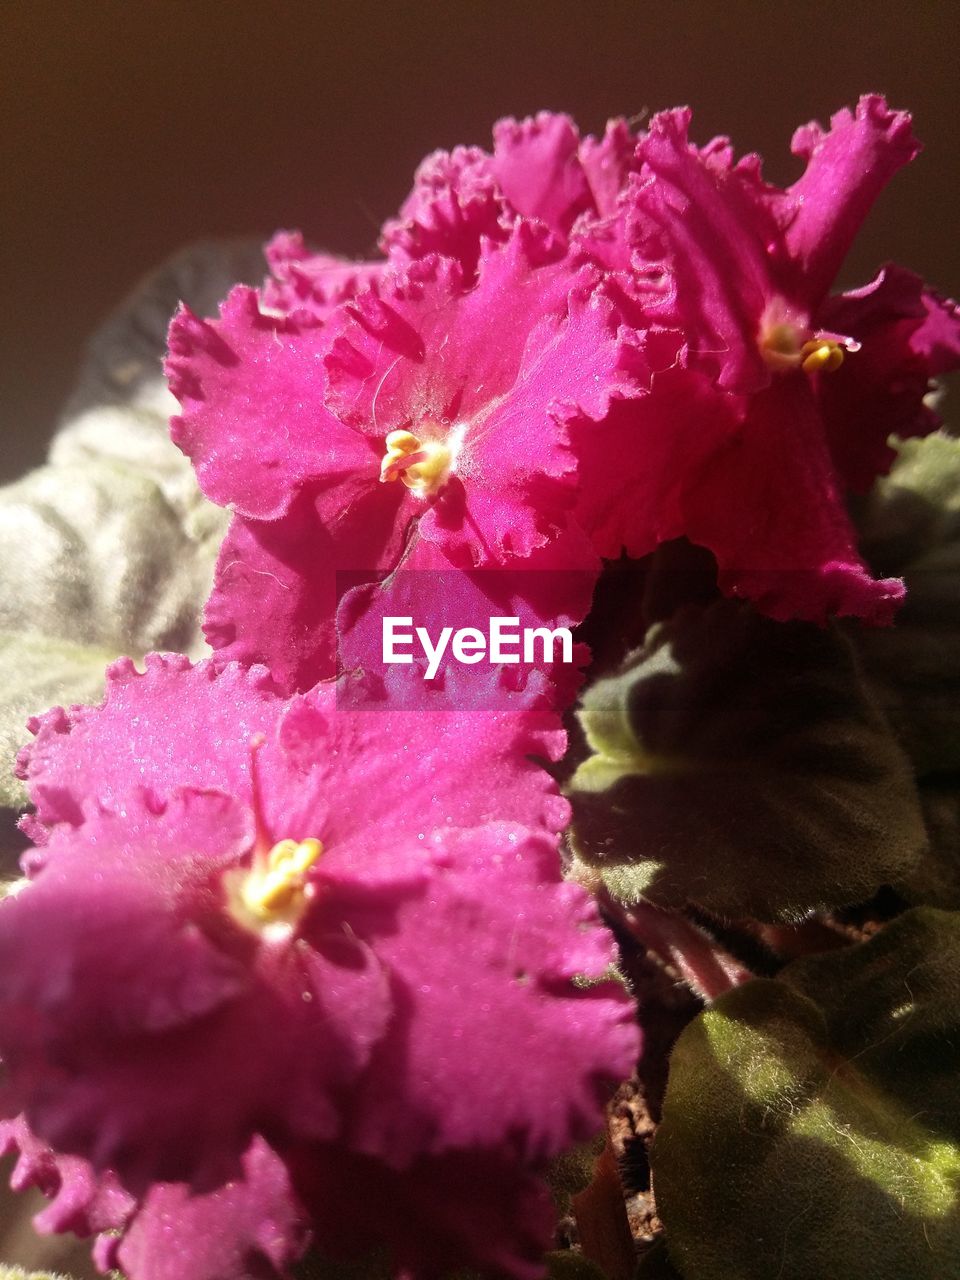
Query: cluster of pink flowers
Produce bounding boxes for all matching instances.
[2,97,959,1279]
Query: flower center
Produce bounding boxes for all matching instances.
[759,308,855,377]
[379,428,453,498]
[233,837,324,929]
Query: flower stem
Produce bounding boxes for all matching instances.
[609,895,753,1001]
[571,1135,635,1280]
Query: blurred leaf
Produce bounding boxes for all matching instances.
[545,1250,609,1280]
[0,244,261,807]
[0,630,116,808]
[898,786,960,910]
[567,600,925,920]
[0,1268,74,1280]
[547,1133,607,1218]
[852,431,960,777]
[651,908,960,1279]
[851,432,960,913]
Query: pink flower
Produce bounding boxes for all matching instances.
[168,229,640,693]
[3,656,638,1277]
[382,112,640,279]
[571,97,960,623]
[0,1120,306,1280]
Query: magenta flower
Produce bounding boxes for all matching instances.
[168,229,640,692]
[570,97,960,622]
[3,656,638,1277]
[382,112,640,280]
[0,1121,306,1280]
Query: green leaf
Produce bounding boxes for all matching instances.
[0,460,224,808]
[0,1268,74,1280]
[547,1132,607,1218]
[651,908,960,1279]
[0,244,256,807]
[851,432,960,777]
[567,600,925,920]
[544,1250,609,1280]
[0,629,118,808]
[897,786,960,910]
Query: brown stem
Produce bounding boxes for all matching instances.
[571,1136,635,1280]
[609,895,753,1001]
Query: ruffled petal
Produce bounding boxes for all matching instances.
[347,823,637,1168]
[325,234,640,566]
[18,654,280,833]
[335,525,598,713]
[167,286,373,520]
[0,1115,134,1237]
[381,146,506,281]
[204,479,409,693]
[679,376,905,623]
[260,230,383,322]
[491,113,596,234]
[0,791,391,1190]
[102,1138,309,1280]
[629,108,781,392]
[780,95,920,307]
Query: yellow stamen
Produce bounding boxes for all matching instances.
[800,338,846,375]
[239,837,323,923]
[379,428,452,498]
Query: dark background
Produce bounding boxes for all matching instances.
[1,0,959,483]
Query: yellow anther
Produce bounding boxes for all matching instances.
[379,426,453,498]
[800,338,845,375]
[239,837,323,924]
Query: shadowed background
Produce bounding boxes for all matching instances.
[2,0,959,485]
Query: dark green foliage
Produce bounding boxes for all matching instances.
[567,601,924,920]
[651,909,960,1279]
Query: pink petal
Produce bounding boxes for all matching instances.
[381,145,507,280]
[325,235,641,566]
[261,230,383,322]
[18,655,281,833]
[0,791,391,1191]
[491,112,596,233]
[629,108,781,392]
[0,1115,135,1237]
[680,376,905,623]
[578,118,637,218]
[347,824,638,1168]
[817,267,960,490]
[167,286,374,520]
[103,1138,308,1280]
[204,480,409,693]
[780,95,920,307]
[335,527,598,713]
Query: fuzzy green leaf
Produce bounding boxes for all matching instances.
[651,908,960,1279]
[0,244,259,807]
[0,1268,74,1280]
[0,459,223,807]
[852,432,960,777]
[567,601,925,920]
[544,1250,609,1280]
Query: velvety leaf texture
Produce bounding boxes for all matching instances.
[0,245,253,806]
[651,908,960,1280]
[850,432,960,911]
[567,599,925,920]
[852,432,960,778]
